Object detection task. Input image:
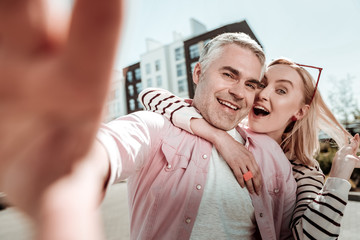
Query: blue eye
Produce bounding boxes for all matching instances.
[276,89,286,94]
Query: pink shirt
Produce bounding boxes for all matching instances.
[97,111,296,240]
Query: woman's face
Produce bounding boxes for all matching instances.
[248,64,308,143]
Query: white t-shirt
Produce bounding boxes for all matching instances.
[190,129,256,240]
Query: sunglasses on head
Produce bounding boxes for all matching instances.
[295,63,323,105]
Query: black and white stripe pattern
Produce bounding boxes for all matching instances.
[139,87,351,239]
[290,158,349,240]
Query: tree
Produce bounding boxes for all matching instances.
[327,74,360,128]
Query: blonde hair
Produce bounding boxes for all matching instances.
[269,58,351,166]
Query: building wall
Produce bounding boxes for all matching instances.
[104,70,126,122]
[183,20,262,98]
[168,40,189,98]
[140,46,170,91]
[122,20,261,114]
[123,63,142,113]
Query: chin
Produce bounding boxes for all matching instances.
[248,122,265,133]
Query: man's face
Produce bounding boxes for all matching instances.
[192,44,263,131]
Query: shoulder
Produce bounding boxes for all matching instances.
[240,126,284,154]
[238,126,292,174]
[289,157,325,181]
[117,111,169,127]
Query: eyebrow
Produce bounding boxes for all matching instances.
[262,75,294,87]
[221,66,262,86]
[221,66,240,77]
[276,79,294,87]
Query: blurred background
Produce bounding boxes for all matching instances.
[1,0,360,239]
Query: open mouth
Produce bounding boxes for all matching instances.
[253,105,270,116]
[218,99,239,110]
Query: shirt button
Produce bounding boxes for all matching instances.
[274,188,279,194]
[166,164,172,169]
[196,184,202,190]
[259,213,263,217]
[202,154,208,159]
[185,218,191,224]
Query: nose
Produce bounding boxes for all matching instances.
[228,83,245,100]
[257,85,270,101]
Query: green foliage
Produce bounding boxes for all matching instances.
[316,142,337,175]
[317,141,360,188]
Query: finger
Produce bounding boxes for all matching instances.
[250,166,262,195]
[243,155,262,195]
[63,0,124,86]
[232,167,245,188]
[350,134,360,154]
[0,0,47,55]
[242,168,255,194]
[244,177,255,194]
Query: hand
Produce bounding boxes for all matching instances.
[191,119,263,195]
[214,131,263,195]
[0,0,123,217]
[329,134,360,180]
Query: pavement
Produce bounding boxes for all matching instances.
[0,182,359,240]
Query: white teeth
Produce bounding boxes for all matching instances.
[218,100,238,110]
[254,105,269,113]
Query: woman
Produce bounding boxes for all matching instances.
[139,58,360,239]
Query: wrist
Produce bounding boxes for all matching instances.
[211,129,228,149]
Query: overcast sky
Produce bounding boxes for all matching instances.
[114,0,360,111]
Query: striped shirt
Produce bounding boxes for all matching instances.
[139,87,352,240]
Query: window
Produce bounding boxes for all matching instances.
[145,63,151,74]
[189,44,200,59]
[127,71,133,82]
[190,62,197,74]
[176,63,185,77]
[136,82,142,93]
[135,68,141,80]
[129,99,135,111]
[178,79,188,93]
[155,60,161,71]
[137,99,143,109]
[175,47,184,61]
[128,85,134,96]
[203,38,211,47]
[156,76,162,87]
[147,78,152,87]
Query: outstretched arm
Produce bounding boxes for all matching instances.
[140,88,262,194]
[0,0,124,239]
[291,134,360,239]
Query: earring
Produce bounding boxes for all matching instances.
[291,116,297,122]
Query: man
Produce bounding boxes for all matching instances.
[96,33,296,239]
[0,1,295,240]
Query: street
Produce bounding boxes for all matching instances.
[0,182,359,239]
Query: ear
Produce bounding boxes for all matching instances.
[192,62,202,85]
[294,104,310,120]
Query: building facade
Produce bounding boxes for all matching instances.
[183,21,262,98]
[104,70,127,122]
[122,20,261,114]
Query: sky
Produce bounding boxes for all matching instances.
[115,0,360,113]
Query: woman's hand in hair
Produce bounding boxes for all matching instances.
[191,119,263,195]
[329,134,360,180]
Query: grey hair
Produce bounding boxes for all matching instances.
[199,32,266,77]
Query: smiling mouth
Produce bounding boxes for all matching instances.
[253,106,270,116]
[218,99,239,110]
